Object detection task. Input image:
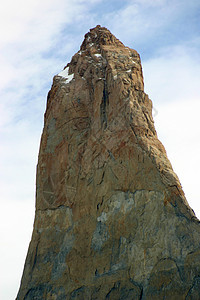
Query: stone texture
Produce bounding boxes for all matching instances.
[17,25,200,299]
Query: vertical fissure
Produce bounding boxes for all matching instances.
[100,80,109,129]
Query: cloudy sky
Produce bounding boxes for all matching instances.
[0,0,200,298]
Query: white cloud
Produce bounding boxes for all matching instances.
[0,200,35,300]
[143,43,200,104]
[103,1,168,41]
[103,0,200,54]
[154,99,200,218]
[0,0,99,46]
[0,116,41,299]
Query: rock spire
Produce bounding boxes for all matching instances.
[17,25,200,299]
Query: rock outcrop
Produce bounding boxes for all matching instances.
[17,25,200,299]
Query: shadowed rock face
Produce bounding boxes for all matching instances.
[17,25,200,299]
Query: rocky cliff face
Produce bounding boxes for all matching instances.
[17,26,200,299]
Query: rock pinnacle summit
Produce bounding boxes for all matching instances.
[17,26,200,299]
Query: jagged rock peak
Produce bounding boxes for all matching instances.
[17,26,200,300]
[52,25,145,115]
[80,25,124,50]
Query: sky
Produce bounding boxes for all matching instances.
[0,0,200,298]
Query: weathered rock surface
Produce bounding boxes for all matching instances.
[17,25,200,299]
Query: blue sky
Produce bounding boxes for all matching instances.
[0,0,200,298]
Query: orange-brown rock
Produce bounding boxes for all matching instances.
[17,25,200,299]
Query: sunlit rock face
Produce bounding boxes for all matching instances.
[17,25,200,299]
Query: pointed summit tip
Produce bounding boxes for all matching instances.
[80,25,124,50]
